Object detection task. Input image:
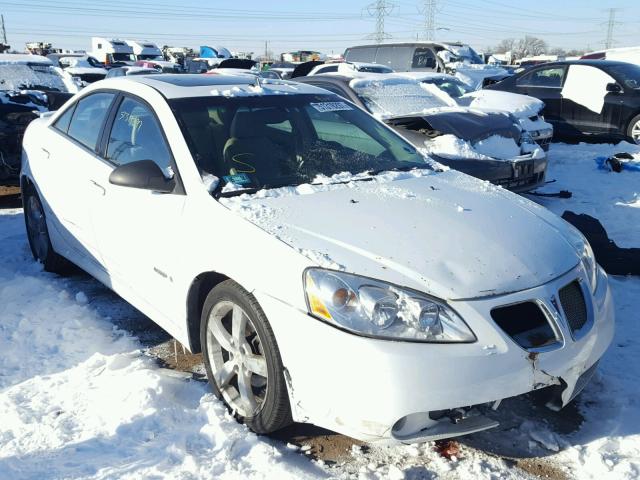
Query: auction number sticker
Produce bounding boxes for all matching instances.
[310,102,353,112]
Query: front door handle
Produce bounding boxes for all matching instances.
[90,180,106,196]
[41,148,50,158]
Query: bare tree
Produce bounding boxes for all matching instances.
[490,36,548,60]
[493,38,516,54]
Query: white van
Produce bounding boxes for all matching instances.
[91,37,135,65]
[125,40,181,72]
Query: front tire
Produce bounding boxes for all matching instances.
[627,114,640,145]
[200,280,292,434]
[22,184,69,274]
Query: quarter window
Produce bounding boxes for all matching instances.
[66,92,115,151]
[517,67,566,88]
[106,97,172,172]
[53,104,76,134]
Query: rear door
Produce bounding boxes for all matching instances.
[514,66,567,131]
[89,94,186,320]
[35,92,116,267]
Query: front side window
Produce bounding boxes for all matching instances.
[106,97,172,171]
[607,63,640,89]
[170,94,427,193]
[517,67,566,88]
[67,92,115,150]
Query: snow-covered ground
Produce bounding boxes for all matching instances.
[0,141,639,479]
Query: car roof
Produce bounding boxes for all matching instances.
[105,73,328,98]
[0,53,52,65]
[528,59,632,68]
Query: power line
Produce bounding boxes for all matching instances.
[366,0,396,44]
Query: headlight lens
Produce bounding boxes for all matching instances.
[581,241,598,293]
[304,269,475,342]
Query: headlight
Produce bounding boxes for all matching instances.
[304,269,475,342]
[519,131,534,145]
[581,241,598,293]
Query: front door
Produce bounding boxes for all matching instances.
[561,64,623,134]
[89,95,187,322]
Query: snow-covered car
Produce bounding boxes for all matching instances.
[58,56,108,84]
[0,54,74,184]
[401,72,553,150]
[20,74,614,444]
[105,66,161,78]
[296,74,548,192]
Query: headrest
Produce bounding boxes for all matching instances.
[230,108,288,138]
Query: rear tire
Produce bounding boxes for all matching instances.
[200,280,292,434]
[627,114,640,145]
[22,183,69,274]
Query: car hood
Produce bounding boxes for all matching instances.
[388,108,520,142]
[222,171,580,300]
[456,90,544,119]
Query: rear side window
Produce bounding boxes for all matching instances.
[374,46,414,71]
[67,92,115,150]
[53,105,76,134]
[106,97,172,172]
[345,47,377,63]
[517,67,566,88]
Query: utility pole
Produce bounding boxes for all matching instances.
[604,8,618,49]
[366,0,395,44]
[423,0,437,41]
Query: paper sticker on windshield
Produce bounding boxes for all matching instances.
[310,102,353,113]
[223,173,251,186]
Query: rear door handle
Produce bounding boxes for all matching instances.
[90,180,106,196]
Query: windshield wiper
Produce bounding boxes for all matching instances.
[366,165,424,176]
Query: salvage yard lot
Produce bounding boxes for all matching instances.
[0,141,638,479]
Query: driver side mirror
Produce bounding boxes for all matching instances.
[109,160,175,193]
[606,82,623,93]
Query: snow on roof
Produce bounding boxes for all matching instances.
[0,54,53,66]
[101,74,326,99]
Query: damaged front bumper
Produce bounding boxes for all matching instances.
[255,262,614,444]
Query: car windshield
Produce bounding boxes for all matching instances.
[350,78,448,118]
[170,93,428,194]
[0,63,68,92]
[445,45,484,64]
[138,54,164,61]
[607,63,640,89]
[112,53,135,62]
[423,77,473,98]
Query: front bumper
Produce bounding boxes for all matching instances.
[256,264,614,444]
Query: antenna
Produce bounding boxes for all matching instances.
[365,0,395,44]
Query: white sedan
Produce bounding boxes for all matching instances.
[21,74,614,444]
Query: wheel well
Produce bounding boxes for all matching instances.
[185,271,229,353]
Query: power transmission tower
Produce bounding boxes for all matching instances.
[0,15,6,44]
[422,0,437,41]
[366,0,395,44]
[604,8,619,49]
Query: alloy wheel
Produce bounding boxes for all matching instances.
[206,300,269,417]
[632,120,640,144]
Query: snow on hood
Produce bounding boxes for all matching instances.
[459,90,544,119]
[425,134,522,161]
[66,66,108,75]
[221,170,580,300]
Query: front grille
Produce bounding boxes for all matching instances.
[559,281,588,333]
[491,301,557,349]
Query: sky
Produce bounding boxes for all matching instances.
[1,0,638,57]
